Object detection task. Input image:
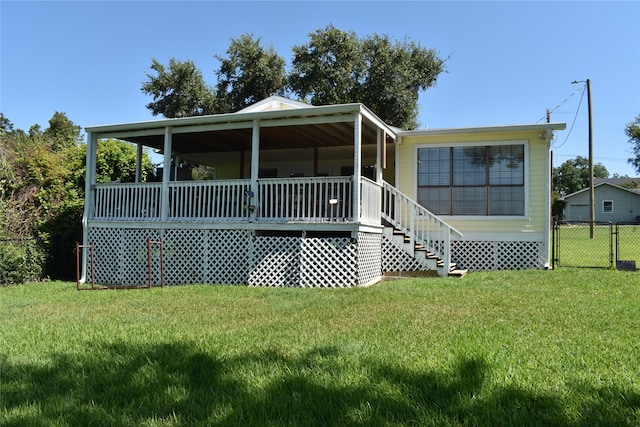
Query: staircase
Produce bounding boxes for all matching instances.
[381,181,467,278]
[383,226,467,278]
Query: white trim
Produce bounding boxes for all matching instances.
[457,231,545,242]
[412,139,530,219]
[399,122,566,137]
[602,199,614,213]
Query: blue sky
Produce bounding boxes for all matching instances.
[2,1,639,176]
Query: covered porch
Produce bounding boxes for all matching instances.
[82,98,459,287]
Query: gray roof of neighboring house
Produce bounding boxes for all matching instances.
[563,181,640,200]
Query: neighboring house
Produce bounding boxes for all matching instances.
[562,182,640,223]
[81,96,566,287]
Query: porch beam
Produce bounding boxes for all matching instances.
[353,113,362,221]
[161,126,172,222]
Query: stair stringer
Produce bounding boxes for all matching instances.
[381,228,438,275]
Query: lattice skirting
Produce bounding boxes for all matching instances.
[381,233,429,272]
[451,240,545,271]
[86,226,382,287]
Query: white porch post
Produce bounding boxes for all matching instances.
[250,120,260,221]
[161,126,172,222]
[81,131,98,282]
[376,128,383,184]
[135,143,143,183]
[353,113,362,221]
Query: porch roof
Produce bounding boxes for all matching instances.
[85,102,397,154]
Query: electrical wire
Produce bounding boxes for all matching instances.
[551,85,586,149]
[537,85,585,124]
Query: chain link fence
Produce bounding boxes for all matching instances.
[615,223,640,271]
[553,221,639,270]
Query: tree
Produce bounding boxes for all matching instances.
[0,113,154,282]
[215,34,287,112]
[45,111,83,150]
[94,138,154,184]
[626,115,640,174]
[141,58,218,118]
[141,26,446,127]
[289,25,446,128]
[288,26,364,107]
[553,156,609,197]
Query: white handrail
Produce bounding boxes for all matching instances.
[93,182,162,221]
[360,177,382,226]
[258,177,353,222]
[382,181,462,273]
[168,180,250,221]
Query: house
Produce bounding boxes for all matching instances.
[80,96,566,287]
[562,181,640,223]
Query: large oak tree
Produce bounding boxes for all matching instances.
[141,27,446,128]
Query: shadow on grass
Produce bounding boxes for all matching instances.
[2,342,638,426]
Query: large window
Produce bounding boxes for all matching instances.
[417,144,525,216]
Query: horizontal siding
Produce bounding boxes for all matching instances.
[397,130,550,238]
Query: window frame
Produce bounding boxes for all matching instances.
[602,200,614,213]
[414,140,529,219]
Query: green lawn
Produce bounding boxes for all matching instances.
[555,223,640,268]
[2,270,639,426]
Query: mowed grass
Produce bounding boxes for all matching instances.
[556,223,640,268]
[1,270,639,426]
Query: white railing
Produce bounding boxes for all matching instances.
[360,177,382,226]
[168,180,250,221]
[382,181,462,275]
[258,177,353,222]
[92,177,383,225]
[94,182,162,221]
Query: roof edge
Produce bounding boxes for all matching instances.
[398,122,567,137]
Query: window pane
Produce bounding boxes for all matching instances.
[453,147,486,186]
[489,145,524,185]
[453,187,486,215]
[418,187,450,215]
[603,201,613,213]
[418,148,450,186]
[489,186,524,215]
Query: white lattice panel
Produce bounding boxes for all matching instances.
[357,232,382,286]
[88,227,160,286]
[206,230,250,285]
[249,235,302,287]
[88,225,385,287]
[452,240,543,271]
[163,229,208,284]
[300,237,358,288]
[381,233,429,272]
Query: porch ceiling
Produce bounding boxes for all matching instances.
[121,120,382,154]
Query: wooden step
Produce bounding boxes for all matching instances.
[448,269,468,278]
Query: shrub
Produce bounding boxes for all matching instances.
[0,239,43,285]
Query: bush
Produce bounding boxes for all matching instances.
[0,239,43,285]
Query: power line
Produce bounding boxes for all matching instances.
[537,86,585,124]
[551,85,586,149]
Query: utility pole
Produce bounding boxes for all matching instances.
[572,79,595,238]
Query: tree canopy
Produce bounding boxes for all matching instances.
[289,26,445,129]
[215,34,287,112]
[626,115,640,174]
[552,156,609,197]
[0,112,153,283]
[142,58,218,118]
[141,27,446,128]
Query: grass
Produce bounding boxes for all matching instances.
[1,269,639,426]
[555,223,640,268]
